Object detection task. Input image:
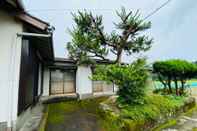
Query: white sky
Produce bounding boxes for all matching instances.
[22,0,197,63]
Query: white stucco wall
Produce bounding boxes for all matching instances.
[0,10,23,126]
[42,68,50,96]
[76,66,93,98]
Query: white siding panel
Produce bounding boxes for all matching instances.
[0,11,22,124]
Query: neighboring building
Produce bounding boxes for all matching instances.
[0,0,116,130]
[42,58,116,99]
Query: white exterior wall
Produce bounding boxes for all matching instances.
[42,68,50,96]
[0,11,23,126]
[76,66,93,98]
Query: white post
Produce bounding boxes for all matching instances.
[42,68,50,96]
[7,35,22,130]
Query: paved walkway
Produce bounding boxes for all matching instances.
[163,115,197,131]
[18,103,44,131]
[46,109,102,131]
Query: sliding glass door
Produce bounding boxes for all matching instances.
[50,69,76,95]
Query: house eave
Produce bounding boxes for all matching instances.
[1,0,55,65]
[16,12,50,32]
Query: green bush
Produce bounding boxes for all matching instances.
[93,59,148,105]
[101,94,186,131]
[120,95,185,121]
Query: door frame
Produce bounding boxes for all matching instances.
[18,39,40,115]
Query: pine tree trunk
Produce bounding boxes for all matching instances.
[116,50,123,64]
[180,80,185,96]
[167,79,172,94]
[158,75,167,93]
[174,79,179,96]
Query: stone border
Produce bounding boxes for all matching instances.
[38,106,49,131]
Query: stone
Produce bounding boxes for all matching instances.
[99,103,112,111]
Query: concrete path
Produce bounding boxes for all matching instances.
[18,103,44,131]
[163,115,197,131]
[46,109,102,131]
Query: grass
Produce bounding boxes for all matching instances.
[193,127,197,131]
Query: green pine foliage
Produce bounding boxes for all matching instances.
[67,7,153,105]
[67,7,153,64]
[153,59,197,96]
[93,59,148,105]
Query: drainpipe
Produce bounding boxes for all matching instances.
[17,32,51,38]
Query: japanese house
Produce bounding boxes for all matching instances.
[0,0,116,130]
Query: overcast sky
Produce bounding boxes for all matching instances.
[22,0,197,63]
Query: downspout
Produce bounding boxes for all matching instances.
[17,32,51,38]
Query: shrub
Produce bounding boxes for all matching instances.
[101,94,187,131]
[93,59,148,105]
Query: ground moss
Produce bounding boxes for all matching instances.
[46,97,108,126]
[183,104,197,117]
[123,119,145,131]
[152,119,177,131]
[47,101,79,124]
[44,95,189,131]
[193,127,197,131]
